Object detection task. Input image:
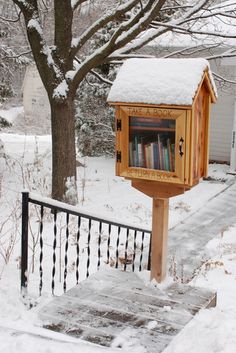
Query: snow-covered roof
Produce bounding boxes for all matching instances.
[108,58,217,106]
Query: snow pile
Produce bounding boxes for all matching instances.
[107,58,216,106]
[163,226,236,353]
[0,106,24,125]
[64,176,77,205]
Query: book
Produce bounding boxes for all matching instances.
[134,136,139,167]
[153,143,159,170]
[129,131,175,172]
[167,139,173,172]
[157,134,163,170]
[138,143,143,167]
[129,142,134,167]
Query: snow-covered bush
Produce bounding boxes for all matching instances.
[76,85,115,156]
[75,57,117,156]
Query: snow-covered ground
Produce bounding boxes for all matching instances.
[0,107,236,352]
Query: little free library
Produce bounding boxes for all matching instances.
[108,58,217,282]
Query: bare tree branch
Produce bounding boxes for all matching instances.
[11,0,61,94]
[150,21,236,39]
[54,0,73,72]
[213,72,236,85]
[5,50,32,59]
[106,53,155,62]
[162,43,222,58]
[74,57,113,85]
[205,51,236,61]
[170,8,236,25]
[0,10,22,22]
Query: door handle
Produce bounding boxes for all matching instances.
[179,137,184,157]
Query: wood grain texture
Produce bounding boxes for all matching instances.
[151,198,169,282]
[131,180,186,198]
[116,106,187,185]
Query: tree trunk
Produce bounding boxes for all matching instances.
[50,95,77,204]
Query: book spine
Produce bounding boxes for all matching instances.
[142,141,147,168]
[134,136,139,167]
[138,143,143,168]
[171,144,175,171]
[157,135,163,170]
[153,143,159,170]
[129,142,134,167]
[167,139,172,172]
[146,144,151,169]
[150,142,155,169]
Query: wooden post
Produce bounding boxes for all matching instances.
[150,198,169,283]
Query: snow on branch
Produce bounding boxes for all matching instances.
[70,0,140,56]
[27,18,43,36]
[69,1,168,87]
[11,0,35,13]
[87,69,113,86]
[114,0,229,55]
[112,0,167,51]
[65,57,112,85]
[53,80,69,100]
[71,0,88,11]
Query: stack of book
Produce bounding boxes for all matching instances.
[130,117,175,130]
[129,134,175,172]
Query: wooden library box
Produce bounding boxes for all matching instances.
[108,59,217,197]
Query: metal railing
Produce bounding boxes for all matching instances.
[21,192,152,296]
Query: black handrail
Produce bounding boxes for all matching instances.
[21,192,29,294]
[21,191,152,295]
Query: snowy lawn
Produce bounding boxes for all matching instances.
[0,128,236,352]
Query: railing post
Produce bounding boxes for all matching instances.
[147,233,152,271]
[21,191,29,294]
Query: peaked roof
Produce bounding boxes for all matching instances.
[108,58,217,106]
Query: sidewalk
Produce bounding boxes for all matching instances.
[168,179,236,281]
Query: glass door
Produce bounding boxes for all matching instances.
[129,116,176,172]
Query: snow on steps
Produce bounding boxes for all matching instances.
[39,267,216,352]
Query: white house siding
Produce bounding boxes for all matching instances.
[210,93,235,162]
[209,60,236,163]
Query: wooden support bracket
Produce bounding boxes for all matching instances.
[131,180,187,198]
